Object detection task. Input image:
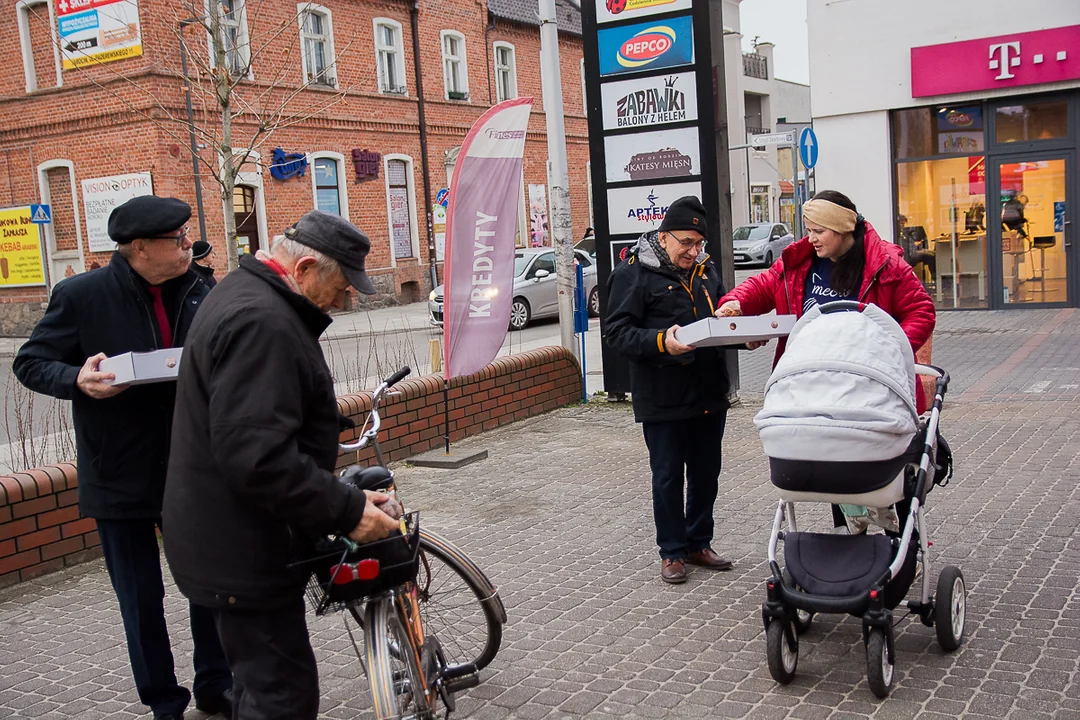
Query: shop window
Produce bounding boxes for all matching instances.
[751,185,770,223]
[310,153,347,217]
[893,105,984,158]
[995,101,1068,144]
[494,42,517,102]
[299,4,336,87]
[374,19,407,95]
[895,156,988,309]
[17,0,61,93]
[441,30,468,100]
[386,157,416,260]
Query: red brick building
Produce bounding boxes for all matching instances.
[0,0,592,334]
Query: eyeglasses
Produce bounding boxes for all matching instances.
[146,228,189,247]
[668,231,707,251]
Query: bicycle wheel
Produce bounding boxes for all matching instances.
[364,598,432,720]
[417,529,505,671]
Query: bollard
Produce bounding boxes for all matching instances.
[430,338,442,374]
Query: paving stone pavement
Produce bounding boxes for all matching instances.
[2,309,1079,720]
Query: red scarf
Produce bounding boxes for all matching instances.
[146,285,173,348]
[255,250,301,293]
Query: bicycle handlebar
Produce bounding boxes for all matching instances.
[338,366,412,453]
[385,367,411,388]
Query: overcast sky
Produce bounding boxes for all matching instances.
[738,0,811,85]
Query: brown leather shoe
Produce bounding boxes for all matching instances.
[661,558,688,584]
[687,548,733,571]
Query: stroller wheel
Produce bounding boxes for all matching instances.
[935,566,966,652]
[783,570,814,633]
[766,619,798,684]
[866,629,894,698]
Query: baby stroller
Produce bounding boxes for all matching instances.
[755,300,965,698]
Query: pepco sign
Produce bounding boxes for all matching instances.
[598,15,694,76]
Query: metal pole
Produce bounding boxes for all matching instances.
[539,0,577,357]
[950,177,958,308]
[792,142,801,239]
[179,21,208,246]
[443,379,451,454]
[411,1,439,291]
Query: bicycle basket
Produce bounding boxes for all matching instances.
[300,511,420,615]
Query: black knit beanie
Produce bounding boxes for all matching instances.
[658,196,708,236]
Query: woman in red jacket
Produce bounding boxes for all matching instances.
[717,190,936,396]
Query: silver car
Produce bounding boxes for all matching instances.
[428,247,600,331]
[732,223,795,267]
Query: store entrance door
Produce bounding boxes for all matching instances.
[989,154,1074,307]
[233,185,262,257]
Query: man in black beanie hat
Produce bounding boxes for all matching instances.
[605,196,734,584]
[14,195,232,720]
[190,240,217,288]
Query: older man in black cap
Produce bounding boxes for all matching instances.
[605,196,734,585]
[163,210,400,720]
[13,196,232,720]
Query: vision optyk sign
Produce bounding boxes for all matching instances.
[443,97,534,379]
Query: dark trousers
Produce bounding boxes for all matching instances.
[642,412,727,560]
[96,518,232,717]
[213,599,320,720]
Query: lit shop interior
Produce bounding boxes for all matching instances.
[893,97,1072,309]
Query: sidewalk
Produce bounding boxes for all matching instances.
[1,308,1078,718]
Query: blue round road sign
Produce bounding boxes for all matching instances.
[799,127,819,170]
[435,188,449,207]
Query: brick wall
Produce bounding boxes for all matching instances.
[0,347,582,588]
[0,0,592,334]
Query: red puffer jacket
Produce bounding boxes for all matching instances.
[719,221,936,410]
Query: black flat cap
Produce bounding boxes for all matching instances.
[191,241,212,260]
[108,196,191,244]
[659,196,708,237]
[284,210,377,294]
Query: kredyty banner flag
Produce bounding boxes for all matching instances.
[443,97,534,379]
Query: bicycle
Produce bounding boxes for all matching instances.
[293,367,506,720]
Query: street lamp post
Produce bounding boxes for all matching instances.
[179,18,208,246]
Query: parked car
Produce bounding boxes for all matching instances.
[428,247,600,331]
[732,223,795,267]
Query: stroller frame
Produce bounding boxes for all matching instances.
[760,302,965,699]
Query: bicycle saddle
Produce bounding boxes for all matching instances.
[339,465,393,492]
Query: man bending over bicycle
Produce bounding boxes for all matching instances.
[164,211,400,720]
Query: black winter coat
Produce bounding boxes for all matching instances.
[605,236,731,423]
[12,254,210,519]
[163,255,367,610]
[190,261,217,288]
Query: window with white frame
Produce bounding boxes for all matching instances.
[310,153,348,217]
[580,58,587,116]
[17,0,61,93]
[298,3,336,86]
[441,30,468,100]
[208,0,251,77]
[494,42,517,102]
[386,158,415,260]
[374,19,406,94]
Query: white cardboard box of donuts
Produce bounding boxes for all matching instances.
[674,315,797,348]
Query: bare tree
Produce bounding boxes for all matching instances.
[44,0,368,270]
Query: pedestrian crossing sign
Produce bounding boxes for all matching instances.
[30,204,52,224]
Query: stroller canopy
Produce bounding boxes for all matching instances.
[754,302,919,463]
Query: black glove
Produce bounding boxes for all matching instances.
[338,413,357,433]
